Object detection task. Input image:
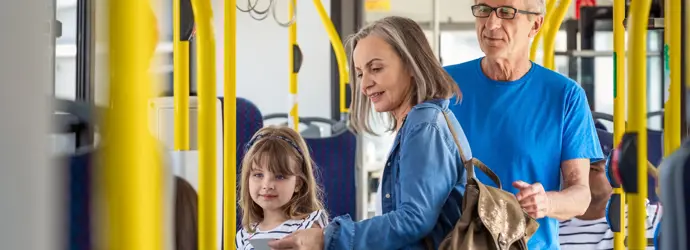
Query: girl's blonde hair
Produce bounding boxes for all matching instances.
[346,16,461,135]
[238,126,325,232]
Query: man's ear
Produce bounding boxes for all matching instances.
[529,16,545,38]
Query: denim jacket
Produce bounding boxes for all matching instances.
[323,99,472,250]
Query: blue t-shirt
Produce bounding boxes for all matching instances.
[445,57,603,250]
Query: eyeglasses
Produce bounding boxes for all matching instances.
[471,4,541,19]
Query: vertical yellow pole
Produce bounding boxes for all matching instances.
[627,0,651,248]
[103,0,163,249]
[189,0,218,248]
[174,0,191,151]
[687,0,690,92]
[664,0,672,156]
[530,0,556,62]
[288,0,299,131]
[612,0,626,248]
[543,0,572,70]
[223,0,238,248]
[311,0,349,115]
[669,0,682,151]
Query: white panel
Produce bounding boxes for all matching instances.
[0,0,58,249]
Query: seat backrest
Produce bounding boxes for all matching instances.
[66,151,93,250]
[217,97,264,168]
[648,129,663,204]
[218,97,264,231]
[304,129,358,220]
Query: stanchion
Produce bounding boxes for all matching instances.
[223,0,238,248]
[611,0,626,248]
[189,0,218,248]
[543,0,572,70]
[312,0,349,116]
[102,0,163,248]
[288,0,299,131]
[625,0,652,248]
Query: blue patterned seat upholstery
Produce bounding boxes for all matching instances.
[304,129,358,220]
[647,129,663,204]
[67,151,93,250]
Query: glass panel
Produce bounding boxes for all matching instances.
[55,0,78,100]
[592,30,664,130]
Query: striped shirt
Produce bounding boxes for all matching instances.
[559,201,662,250]
[235,210,329,250]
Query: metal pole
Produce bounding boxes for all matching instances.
[626,0,652,248]
[174,0,191,151]
[543,0,572,70]
[612,0,626,249]
[531,0,556,62]
[669,0,682,151]
[223,0,238,247]
[189,0,218,248]
[289,0,299,131]
[312,0,349,117]
[103,0,163,248]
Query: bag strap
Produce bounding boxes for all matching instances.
[441,111,503,189]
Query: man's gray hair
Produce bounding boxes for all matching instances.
[529,0,547,14]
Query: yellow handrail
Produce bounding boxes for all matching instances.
[543,0,570,70]
[312,0,349,115]
[663,0,671,155]
[102,0,163,249]
[189,0,218,248]
[611,0,626,248]
[687,0,690,90]
[668,0,682,151]
[288,0,299,131]
[174,0,191,151]
[626,0,652,248]
[530,0,556,62]
[223,0,238,248]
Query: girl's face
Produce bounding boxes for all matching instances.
[248,163,299,213]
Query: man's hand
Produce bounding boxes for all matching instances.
[513,181,551,219]
[268,228,325,250]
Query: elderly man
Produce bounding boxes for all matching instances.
[446,0,604,249]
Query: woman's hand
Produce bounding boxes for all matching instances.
[268,228,325,250]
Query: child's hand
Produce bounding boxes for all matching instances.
[268,228,324,250]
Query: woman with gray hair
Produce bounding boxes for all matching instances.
[268,15,472,250]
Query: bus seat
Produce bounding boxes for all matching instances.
[304,129,358,219]
[217,97,264,167]
[218,97,264,230]
[648,129,663,204]
[66,151,93,250]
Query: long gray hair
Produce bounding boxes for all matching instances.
[346,16,461,135]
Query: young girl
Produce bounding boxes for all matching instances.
[235,126,329,250]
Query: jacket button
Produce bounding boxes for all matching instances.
[385,193,391,198]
